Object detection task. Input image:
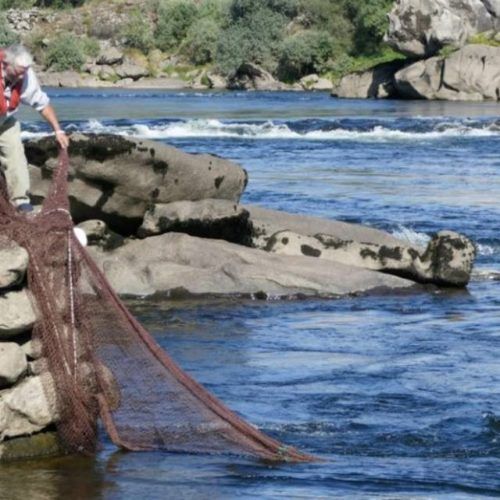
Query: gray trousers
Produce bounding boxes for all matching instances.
[0,117,30,206]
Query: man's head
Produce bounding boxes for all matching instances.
[3,45,33,80]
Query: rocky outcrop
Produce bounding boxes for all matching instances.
[266,230,476,287]
[385,0,500,58]
[332,60,408,99]
[26,134,248,234]
[300,74,333,91]
[138,199,252,244]
[88,232,415,297]
[395,44,500,100]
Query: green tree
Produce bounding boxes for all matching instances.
[182,17,220,65]
[45,33,85,71]
[278,30,335,80]
[0,13,18,46]
[121,9,154,53]
[155,0,198,52]
[351,0,393,54]
[216,1,288,76]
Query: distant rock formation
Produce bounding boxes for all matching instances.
[385,0,500,58]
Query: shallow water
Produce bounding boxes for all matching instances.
[3,91,499,499]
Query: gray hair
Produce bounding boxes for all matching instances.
[4,44,34,68]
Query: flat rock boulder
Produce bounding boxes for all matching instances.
[0,290,37,339]
[266,230,476,287]
[138,199,252,244]
[385,0,500,58]
[245,204,405,250]
[332,60,407,99]
[26,133,248,234]
[0,375,58,441]
[395,44,500,100]
[88,232,414,298]
[0,236,28,289]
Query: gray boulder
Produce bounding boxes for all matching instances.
[227,63,286,90]
[96,46,124,66]
[76,220,124,250]
[300,74,333,91]
[138,199,252,244]
[88,232,414,298]
[0,290,37,339]
[0,343,28,388]
[0,375,58,441]
[0,237,28,289]
[395,44,500,100]
[332,60,407,99]
[26,134,248,234]
[114,62,149,80]
[266,230,476,287]
[245,204,404,249]
[385,0,500,58]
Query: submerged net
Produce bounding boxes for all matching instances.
[0,149,314,462]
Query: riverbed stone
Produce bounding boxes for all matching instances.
[0,432,62,461]
[0,290,37,339]
[0,344,28,388]
[88,232,414,297]
[0,236,29,289]
[138,199,252,244]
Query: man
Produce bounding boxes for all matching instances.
[0,44,69,212]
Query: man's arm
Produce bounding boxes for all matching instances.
[40,104,69,149]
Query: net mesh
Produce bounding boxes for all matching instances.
[0,149,314,462]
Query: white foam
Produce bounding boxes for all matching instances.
[63,119,500,141]
[391,225,430,247]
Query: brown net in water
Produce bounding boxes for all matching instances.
[0,149,314,462]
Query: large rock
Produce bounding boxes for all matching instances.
[88,232,414,297]
[138,199,252,244]
[332,60,407,99]
[385,0,500,58]
[0,432,62,461]
[114,62,149,80]
[395,44,500,100]
[244,204,405,249]
[0,375,58,441]
[96,46,123,65]
[266,230,476,287]
[0,290,37,339]
[227,63,286,90]
[0,236,28,289]
[26,134,248,234]
[0,343,28,388]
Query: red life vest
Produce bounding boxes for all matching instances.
[0,50,23,115]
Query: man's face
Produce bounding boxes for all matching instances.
[3,62,28,81]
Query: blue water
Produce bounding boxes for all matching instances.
[6,90,499,498]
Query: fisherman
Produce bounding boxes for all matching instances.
[0,44,69,212]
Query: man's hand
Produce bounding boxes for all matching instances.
[55,129,69,149]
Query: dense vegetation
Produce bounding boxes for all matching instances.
[0,0,400,81]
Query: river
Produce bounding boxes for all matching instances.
[2,90,499,499]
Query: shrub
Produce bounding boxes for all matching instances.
[278,30,335,80]
[229,0,298,20]
[182,17,220,65]
[351,0,393,54]
[155,0,198,52]
[216,6,287,75]
[121,9,154,53]
[45,33,85,71]
[0,13,18,47]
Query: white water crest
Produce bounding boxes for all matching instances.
[27,118,500,142]
[391,225,431,247]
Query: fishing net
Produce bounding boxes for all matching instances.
[0,149,314,462]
